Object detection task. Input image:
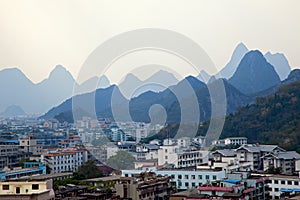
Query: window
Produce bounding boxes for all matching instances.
[206,175,209,180]
[2,185,9,190]
[184,175,189,179]
[192,182,196,187]
[213,175,217,180]
[294,181,299,185]
[16,187,20,194]
[281,180,285,185]
[198,175,202,180]
[274,180,278,184]
[32,184,39,190]
[288,181,292,185]
[275,188,279,192]
[165,156,168,159]
[178,175,182,179]
[185,182,189,187]
[191,175,195,179]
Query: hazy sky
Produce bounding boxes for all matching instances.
[0,0,299,83]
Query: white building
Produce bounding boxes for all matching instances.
[121,168,226,190]
[176,137,191,148]
[41,148,88,174]
[268,175,300,199]
[158,145,209,168]
[135,144,159,160]
[149,139,161,145]
[224,137,247,146]
[193,136,206,145]
[162,137,192,148]
[212,137,247,147]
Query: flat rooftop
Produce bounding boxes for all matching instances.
[16,172,73,181]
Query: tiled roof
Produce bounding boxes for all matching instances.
[213,149,236,157]
[237,144,281,153]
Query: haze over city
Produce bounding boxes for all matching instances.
[1,1,300,200]
[0,0,299,83]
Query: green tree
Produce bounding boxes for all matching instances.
[106,151,136,170]
[74,160,103,180]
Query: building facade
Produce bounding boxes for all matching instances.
[0,179,55,200]
[41,148,88,174]
[158,145,209,168]
[122,168,227,190]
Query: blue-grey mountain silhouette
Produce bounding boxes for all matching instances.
[264,52,291,80]
[1,105,26,117]
[229,50,281,94]
[0,65,75,114]
[218,42,249,79]
[119,70,178,98]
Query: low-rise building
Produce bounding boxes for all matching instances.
[0,179,55,200]
[158,145,209,168]
[122,168,227,190]
[212,137,248,147]
[262,151,300,175]
[115,172,172,200]
[224,137,248,146]
[41,148,88,174]
[198,172,269,200]
[236,144,285,171]
[268,175,300,199]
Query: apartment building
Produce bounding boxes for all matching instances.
[268,175,300,199]
[213,137,248,147]
[41,148,88,174]
[198,172,269,200]
[158,145,209,168]
[262,151,300,175]
[236,144,285,171]
[135,143,159,160]
[122,168,227,190]
[210,149,253,172]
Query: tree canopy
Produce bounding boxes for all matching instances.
[106,151,136,170]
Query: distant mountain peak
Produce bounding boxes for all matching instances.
[1,105,26,117]
[0,67,31,80]
[48,65,73,80]
[146,70,178,83]
[264,51,291,80]
[236,42,248,51]
[218,42,249,79]
[229,50,281,94]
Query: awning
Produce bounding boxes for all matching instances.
[222,179,240,184]
[293,188,300,192]
[280,188,293,193]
